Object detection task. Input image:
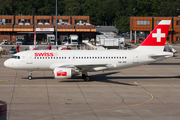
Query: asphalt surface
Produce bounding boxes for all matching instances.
[0,42,180,120]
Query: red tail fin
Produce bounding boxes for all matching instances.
[140,20,171,46]
[136,20,171,51]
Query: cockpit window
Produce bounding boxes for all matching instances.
[11,55,20,59]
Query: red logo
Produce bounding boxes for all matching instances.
[34,52,54,57]
[57,71,67,76]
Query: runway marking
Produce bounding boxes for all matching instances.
[149,96,180,104]
[0,80,9,82]
[36,87,154,120]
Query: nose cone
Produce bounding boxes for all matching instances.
[4,59,10,68]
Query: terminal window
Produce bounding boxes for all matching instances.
[5,19,12,23]
[137,20,150,25]
[176,37,180,41]
[37,19,49,24]
[18,19,30,23]
[156,20,160,25]
[176,21,179,25]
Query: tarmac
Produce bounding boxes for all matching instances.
[0,42,180,120]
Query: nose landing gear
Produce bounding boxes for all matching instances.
[28,71,32,80]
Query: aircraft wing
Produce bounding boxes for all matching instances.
[50,63,109,71]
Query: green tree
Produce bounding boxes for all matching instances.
[135,0,160,16]
[83,0,102,25]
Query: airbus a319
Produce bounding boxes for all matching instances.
[4,20,173,81]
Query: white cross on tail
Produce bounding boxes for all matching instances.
[152,29,165,42]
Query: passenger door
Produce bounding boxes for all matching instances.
[26,53,33,64]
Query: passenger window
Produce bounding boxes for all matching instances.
[69,57,70,59]
[56,57,58,59]
[45,57,47,59]
[92,57,94,59]
[122,57,124,59]
[125,57,127,59]
[76,57,78,59]
[111,57,113,59]
[37,57,39,59]
[73,57,75,59]
[62,57,63,59]
[65,57,66,59]
[84,57,86,59]
[48,57,50,59]
[82,57,83,59]
[34,57,36,59]
[119,57,121,59]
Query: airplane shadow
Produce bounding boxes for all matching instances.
[22,77,54,80]
[61,72,137,86]
[21,72,180,86]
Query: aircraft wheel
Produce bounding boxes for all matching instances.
[84,76,90,82]
[28,76,32,80]
[82,74,86,79]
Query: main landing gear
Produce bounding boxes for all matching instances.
[28,71,32,80]
[82,72,90,81]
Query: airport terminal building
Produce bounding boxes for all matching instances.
[130,17,180,44]
[0,15,96,44]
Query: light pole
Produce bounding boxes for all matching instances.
[56,0,58,45]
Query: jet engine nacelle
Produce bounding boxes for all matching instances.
[53,68,72,79]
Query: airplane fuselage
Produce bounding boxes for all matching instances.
[4,49,170,72]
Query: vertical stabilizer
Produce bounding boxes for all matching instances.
[136,20,171,51]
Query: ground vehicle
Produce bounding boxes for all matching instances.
[60,35,69,44]
[70,35,78,45]
[16,39,23,45]
[1,39,8,45]
[16,35,26,45]
[9,48,16,54]
[138,38,144,43]
[131,38,144,43]
[47,34,55,45]
[96,35,125,48]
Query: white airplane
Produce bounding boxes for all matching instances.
[4,20,173,81]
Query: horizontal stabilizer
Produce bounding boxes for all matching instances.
[149,53,173,58]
